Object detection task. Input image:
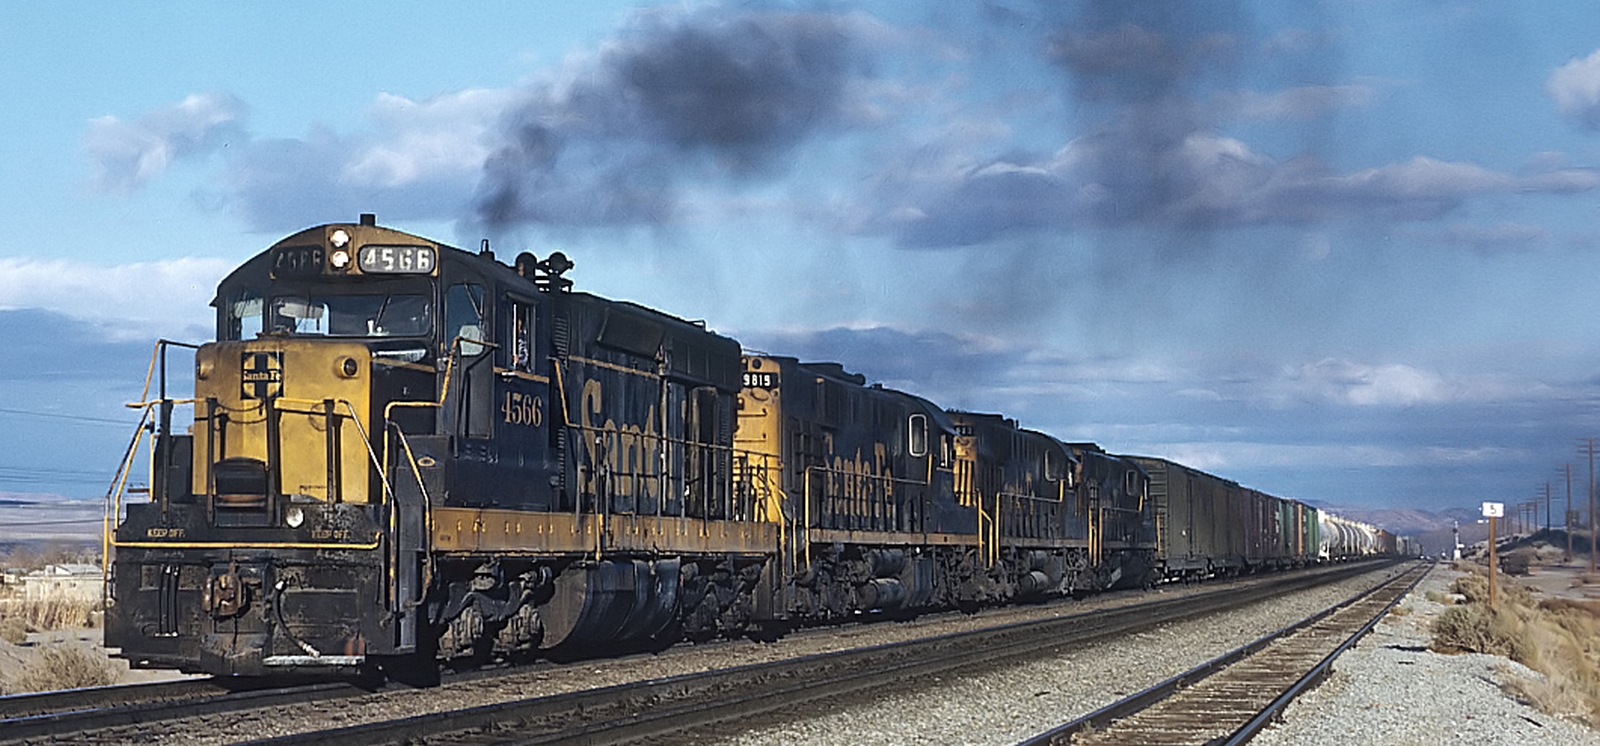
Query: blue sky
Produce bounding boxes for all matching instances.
[6,2,1600,523]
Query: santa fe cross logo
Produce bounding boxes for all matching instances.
[241,351,284,400]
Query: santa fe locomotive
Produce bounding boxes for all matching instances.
[103,217,1402,678]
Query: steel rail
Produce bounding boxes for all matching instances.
[0,677,224,721]
[0,679,371,745]
[1015,560,1430,746]
[241,561,1394,746]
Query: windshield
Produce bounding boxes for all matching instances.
[272,293,432,337]
[227,291,433,338]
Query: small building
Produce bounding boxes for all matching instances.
[20,563,102,603]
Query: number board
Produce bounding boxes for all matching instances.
[359,245,437,274]
[743,371,778,389]
[272,245,325,277]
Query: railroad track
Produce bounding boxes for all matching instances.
[0,676,374,745]
[240,561,1396,746]
[1018,561,1431,746]
[0,561,1397,745]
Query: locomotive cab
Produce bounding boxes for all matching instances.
[106,216,559,675]
[107,216,771,677]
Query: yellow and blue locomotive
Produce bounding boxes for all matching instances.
[106,217,1384,681]
[107,215,769,676]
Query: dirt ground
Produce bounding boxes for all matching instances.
[1493,539,1600,602]
[1512,560,1600,601]
[0,627,196,693]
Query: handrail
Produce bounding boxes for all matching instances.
[550,355,786,560]
[104,339,198,595]
[388,424,436,612]
[105,337,398,555]
[800,464,929,570]
[101,403,155,596]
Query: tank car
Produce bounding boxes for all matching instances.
[1318,512,1380,561]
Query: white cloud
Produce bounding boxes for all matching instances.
[0,256,228,339]
[1339,156,1511,199]
[1155,441,1518,473]
[342,89,523,189]
[84,93,246,193]
[1548,48,1600,129]
[1288,358,1450,407]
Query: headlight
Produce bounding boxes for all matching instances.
[285,506,305,528]
[330,248,352,270]
[330,229,350,248]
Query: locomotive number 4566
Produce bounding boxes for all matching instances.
[503,391,543,427]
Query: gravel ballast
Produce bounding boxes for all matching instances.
[1251,566,1597,745]
[709,564,1599,745]
[39,562,1599,745]
[707,565,1409,745]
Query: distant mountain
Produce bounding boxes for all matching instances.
[1301,502,1481,537]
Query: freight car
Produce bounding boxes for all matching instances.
[102,218,1399,679]
[1320,512,1383,561]
[1126,457,1322,582]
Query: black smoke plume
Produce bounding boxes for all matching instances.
[475,9,868,231]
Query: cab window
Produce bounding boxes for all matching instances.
[908,413,928,457]
[268,293,431,337]
[445,283,487,355]
[226,290,264,340]
[506,298,536,371]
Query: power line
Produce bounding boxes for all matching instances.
[0,406,139,427]
[0,465,118,486]
[4,518,103,526]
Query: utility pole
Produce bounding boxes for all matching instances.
[1561,463,1575,563]
[1544,482,1552,533]
[1582,438,1599,573]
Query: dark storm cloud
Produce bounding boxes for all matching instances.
[870,118,1600,248]
[871,140,1576,248]
[475,9,872,230]
[0,310,151,382]
[742,325,1017,397]
[738,325,1600,512]
[860,3,1600,248]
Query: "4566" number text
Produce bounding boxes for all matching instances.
[502,391,543,427]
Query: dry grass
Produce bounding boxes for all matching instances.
[1432,567,1600,727]
[1431,601,1533,661]
[0,616,25,645]
[0,644,116,695]
[0,595,101,633]
[1448,570,1533,607]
